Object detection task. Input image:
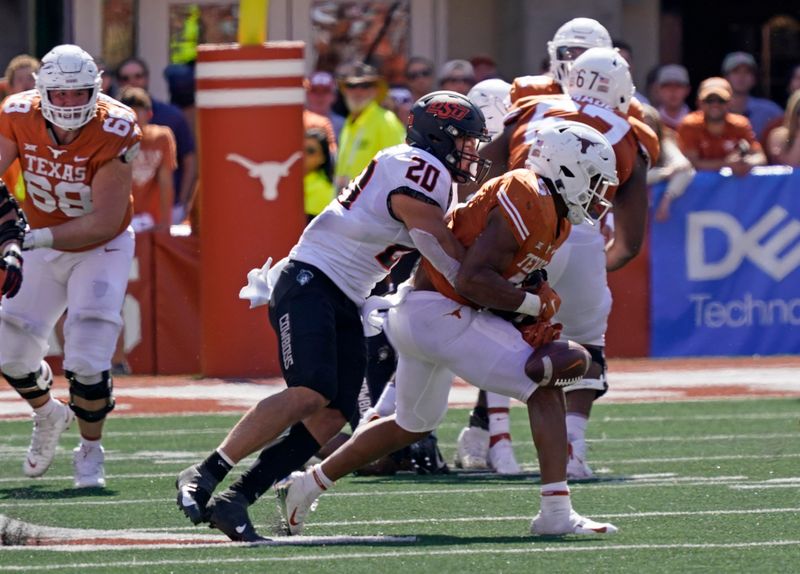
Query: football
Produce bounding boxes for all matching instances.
[525,340,590,387]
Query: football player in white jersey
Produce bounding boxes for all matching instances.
[176,90,492,541]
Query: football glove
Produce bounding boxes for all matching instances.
[518,321,562,348]
[0,245,23,298]
[534,281,561,322]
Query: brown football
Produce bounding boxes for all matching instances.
[525,340,591,387]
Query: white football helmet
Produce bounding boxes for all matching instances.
[547,18,612,87]
[35,45,101,131]
[525,121,618,226]
[467,78,511,140]
[567,47,635,113]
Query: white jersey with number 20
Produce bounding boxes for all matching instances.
[291,143,455,306]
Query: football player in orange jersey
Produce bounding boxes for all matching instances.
[277,122,621,538]
[472,47,659,480]
[456,18,634,475]
[509,17,612,105]
[0,45,141,488]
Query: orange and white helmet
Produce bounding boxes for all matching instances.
[547,18,612,87]
[567,47,635,113]
[35,45,101,131]
[526,120,618,226]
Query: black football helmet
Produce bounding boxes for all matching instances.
[406,90,492,184]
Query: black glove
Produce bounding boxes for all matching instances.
[0,245,22,298]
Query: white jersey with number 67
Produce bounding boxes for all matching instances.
[291,143,455,306]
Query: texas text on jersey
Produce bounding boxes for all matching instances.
[0,91,141,251]
[290,143,457,306]
[505,94,658,201]
[424,168,569,305]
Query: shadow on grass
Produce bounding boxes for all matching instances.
[0,485,118,500]
[350,471,633,486]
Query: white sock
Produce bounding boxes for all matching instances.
[487,392,511,439]
[80,437,102,449]
[374,382,397,417]
[312,463,335,490]
[540,481,571,513]
[34,396,57,416]
[566,413,588,443]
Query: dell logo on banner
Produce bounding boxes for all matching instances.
[687,207,800,281]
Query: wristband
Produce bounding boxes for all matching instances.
[514,291,541,316]
[23,228,54,250]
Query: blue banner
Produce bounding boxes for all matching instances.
[650,169,800,356]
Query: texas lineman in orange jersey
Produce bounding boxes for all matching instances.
[478,47,659,480]
[276,122,622,538]
[0,45,141,488]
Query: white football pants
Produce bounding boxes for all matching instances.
[384,291,537,433]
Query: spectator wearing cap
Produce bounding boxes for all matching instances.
[722,51,783,140]
[438,59,475,95]
[677,77,766,176]
[470,55,500,83]
[334,63,406,190]
[656,64,691,129]
[385,85,414,124]
[305,71,345,140]
[405,56,435,103]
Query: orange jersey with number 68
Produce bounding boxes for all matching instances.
[0,91,141,249]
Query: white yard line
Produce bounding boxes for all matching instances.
[3,474,799,509]
[2,540,799,569]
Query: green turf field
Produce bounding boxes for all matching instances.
[1,398,799,573]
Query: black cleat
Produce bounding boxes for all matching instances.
[208,490,267,542]
[176,463,217,525]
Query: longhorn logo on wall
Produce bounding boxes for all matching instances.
[686,206,800,281]
[226,152,302,201]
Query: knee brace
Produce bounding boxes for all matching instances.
[563,345,608,398]
[2,361,53,400]
[66,370,115,423]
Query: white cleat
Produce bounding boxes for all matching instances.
[73,443,106,488]
[275,470,323,535]
[567,438,594,480]
[454,426,490,469]
[531,510,618,536]
[488,438,521,475]
[23,400,75,478]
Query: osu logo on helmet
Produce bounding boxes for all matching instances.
[425,101,469,120]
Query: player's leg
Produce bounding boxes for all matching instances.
[547,228,611,479]
[275,292,460,534]
[526,384,616,535]
[177,261,346,526]
[454,389,490,470]
[0,249,72,478]
[206,289,367,542]
[487,391,520,474]
[275,355,451,535]
[417,307,615,535]
[63,233,133,488]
